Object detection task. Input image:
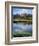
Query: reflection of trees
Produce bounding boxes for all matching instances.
[13,21,32,24]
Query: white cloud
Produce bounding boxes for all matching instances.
[13,8,32,15]
[13,23,32,31]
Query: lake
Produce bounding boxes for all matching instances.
[13,23,32,32]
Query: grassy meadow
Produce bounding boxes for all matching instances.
[13,31,32,37]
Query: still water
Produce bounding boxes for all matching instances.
[13,23,32,32]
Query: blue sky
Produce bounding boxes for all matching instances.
[13,23,32,32]
[12,7,32,15]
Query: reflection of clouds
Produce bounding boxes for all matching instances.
[13,23,32,32]
[13,8,32,15]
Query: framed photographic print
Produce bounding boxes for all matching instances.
[5,1,38,44]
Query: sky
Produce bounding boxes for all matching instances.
[12,7,32,15]
[13,23,32,32]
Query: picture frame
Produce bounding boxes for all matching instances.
[5,1,38,44]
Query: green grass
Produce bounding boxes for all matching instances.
[12,31,32,37]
